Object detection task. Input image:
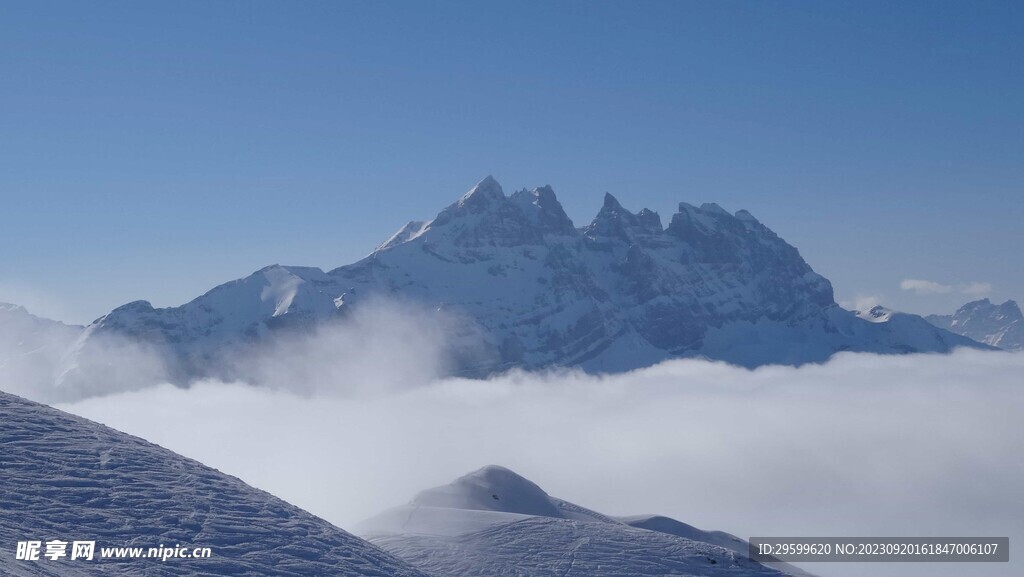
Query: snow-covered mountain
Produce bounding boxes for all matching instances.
[0,304,82,400]
[0,389,430,577]
[925,299,1023,351]
[356,465,809,577]
[17,177,988,398]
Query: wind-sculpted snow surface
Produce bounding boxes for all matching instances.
[358,465,800,577]
[0,391,430,577]
[7,177,988,400]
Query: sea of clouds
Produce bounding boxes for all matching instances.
[61,368,1023,575]
[2,303,1020,577]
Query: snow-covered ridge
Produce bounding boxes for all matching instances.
[926,298,1023,351]
[0,303,83,401]
[357,465,809,577]
[2,177,992,399]
[0,390,430,577]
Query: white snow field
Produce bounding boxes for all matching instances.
[357,465,808,577]
[0,390,430,577]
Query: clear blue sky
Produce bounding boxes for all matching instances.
[1,1,1021,324]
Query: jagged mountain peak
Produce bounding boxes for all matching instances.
[926,298,1023,351]
[636,207,663,231]
[457,174,505,206]
[424,176,514,231]
[383,178,580,250]
[949,298,1022,324]
[509,185,576,234]
[0,302,28,314]
[998,300,1024,320]
[589,191,634,223]
[962,298,1022,319]
[585,192,661,241]
[434,177,514,221]
[670,201,743,232]
[959,297,993,310]
[672,201,761,226]
[592,192,633,221]
[9,176,991,401]
[531,184,556,198]
[601,191,625,210]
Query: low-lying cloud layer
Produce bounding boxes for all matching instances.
[58,348,1023,577]
[0,299,456,403]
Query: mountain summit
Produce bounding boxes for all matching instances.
[926,299,1023,351]
[10,177,988,399]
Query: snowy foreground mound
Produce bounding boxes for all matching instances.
[0,391,428,577]
[358,465,811,577]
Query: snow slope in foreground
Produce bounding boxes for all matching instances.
[357,465,810,577]
[0,390,429,577]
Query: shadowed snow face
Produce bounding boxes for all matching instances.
[57,347,1024,577]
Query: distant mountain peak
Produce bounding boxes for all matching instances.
[927,298,1023,350]
[957,298,994,314]
[0,302,29,315]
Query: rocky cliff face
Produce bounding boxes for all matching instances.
[926,299,1023,351]
[41,177,988,396]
